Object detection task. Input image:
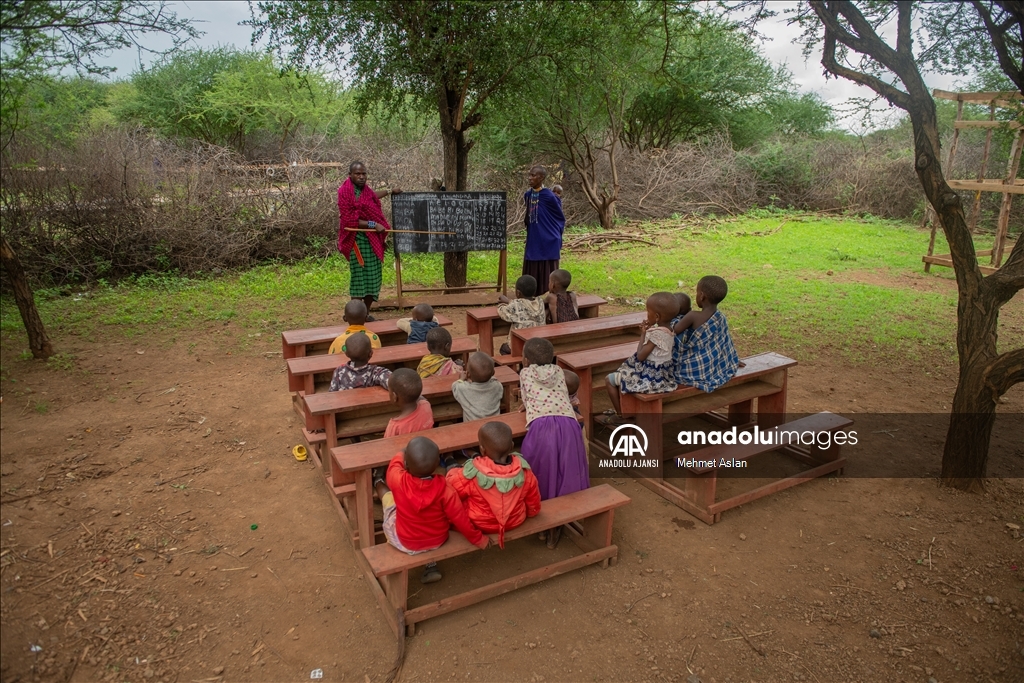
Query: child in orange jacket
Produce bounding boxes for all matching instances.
[447,421,541,548]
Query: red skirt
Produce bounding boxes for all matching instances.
[522,259,559,295]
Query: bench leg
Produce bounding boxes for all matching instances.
[728,399,753,426]
[757,371,788,428]
[565,510,617,567]
[354,469,376,550]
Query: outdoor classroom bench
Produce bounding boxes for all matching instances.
[299,365,520,472]
[558,348,795,437]
[329,412,530,549]
[281,315,454,359]
[467,294,605,356]
[510,311,646,358]
[362,484,630,639]
[285,336,478,398]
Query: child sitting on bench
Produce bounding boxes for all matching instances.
[519,338,589,548]
[328,332,392,392]
[452,352,504,422]
[496,274,547,355]
[417,327,462,378]
[328,300,382,354]
[397,303,440,344]
[671,275,740,393]
[375,436,489,584]
[447,421,541,548]
[542,269,579,324]
[601,292,679,423]
[384,368,434,437]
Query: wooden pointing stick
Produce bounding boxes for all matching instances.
[344,228,457,235]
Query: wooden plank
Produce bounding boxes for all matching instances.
[953,120,1021,130]
[630,352,796,403]
[363,484,630,575]
[511,312,646,356]
[933,89,1023,103]
[281,315,455,358]
[333,412,529,474]
[403,546,617,627]
[305,365,519,417]
[705,459,846,516]
[287,336,478,393]
[468,294,606,324]
[921,254,999,275]
[946,179,1024,194]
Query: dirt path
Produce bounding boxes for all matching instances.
[1,306,1022,683]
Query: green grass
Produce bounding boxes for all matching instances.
[0,211,996,362]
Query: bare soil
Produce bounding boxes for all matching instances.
[1,292,1022,683]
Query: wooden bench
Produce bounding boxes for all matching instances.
[510,311,646,357]
[617,412,851,524]
[300,365,520,470]
[331,412,530,548]
[281,315,455,359]
[286,336,478,396]
[362,484,629,638]
[467,294,605,356]
[558,348,795,437]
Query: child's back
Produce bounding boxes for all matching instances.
[329,300,381,354]
[328,333,391,391]
[673,275,739,393]
[447,422,541,547]
[417,327,461,378]
[381,437,488,568]
[518,338,589,503]
[398,303,440,344]
[384,368,434,437]
[451,352,504,421]
[496,274,546,354]
[543,269,579,324]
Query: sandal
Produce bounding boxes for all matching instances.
[595,411,632,426]
[292,444,308,462]
[421,562,442,584]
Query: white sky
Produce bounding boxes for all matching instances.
[95,0,960,133]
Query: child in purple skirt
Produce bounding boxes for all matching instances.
[518,337,589,549]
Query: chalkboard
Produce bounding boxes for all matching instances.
[390,192,507,253]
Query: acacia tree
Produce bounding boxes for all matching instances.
[0,0,198,358]
[249,0,573,287]
[774,1,1022,490]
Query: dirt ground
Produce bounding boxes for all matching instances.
[1,279,1023,683]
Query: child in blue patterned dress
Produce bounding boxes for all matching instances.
[601,292,679,422]
[671,275,740,392]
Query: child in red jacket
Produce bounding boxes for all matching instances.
[447,421,541,548]
[375,436,490,584]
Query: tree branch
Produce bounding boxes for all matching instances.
[817,23,911,110]
[970,0,1024,92]
[983,347,1024,398]
[896,2,912,57]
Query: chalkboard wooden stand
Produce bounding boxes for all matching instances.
[389,192,508,309]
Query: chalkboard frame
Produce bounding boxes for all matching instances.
[387,191,509,308]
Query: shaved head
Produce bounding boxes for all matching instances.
[343,330,372,362]
[697,275,728,305]
[389,368,422,404]
[478,421,514,462]
[467,351,495,383]
[405,436,440,477]
[344,299,368,325]
[647,292,678,322]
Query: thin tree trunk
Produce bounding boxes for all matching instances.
[439,89,469,289]
[0,234,53,359]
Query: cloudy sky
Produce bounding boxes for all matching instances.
[96,1,960,132]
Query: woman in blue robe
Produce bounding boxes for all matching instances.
[522,165,566,295]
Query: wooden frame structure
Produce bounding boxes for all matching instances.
[393,248,507,310]
[923,90,1023,274]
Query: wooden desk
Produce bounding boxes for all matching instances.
[331,412,529,549]
[467,294,605,356]
[286,336,477,395]
[281,315,454,359]
[511,312,646,357]
[303,365,520,466]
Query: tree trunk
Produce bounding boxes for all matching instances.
[904,95,1022,490]
[438,88,473,289]
[0,234,53,359]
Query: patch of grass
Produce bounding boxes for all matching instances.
[0,212,995,362]
[46,352,76,373]
[34,401,49,414]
